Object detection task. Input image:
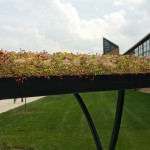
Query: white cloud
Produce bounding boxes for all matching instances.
[122,1,149,33]
[48,0,128,53]
[131,0,146,8]
[113,0,124,6]
[0,0,149,54]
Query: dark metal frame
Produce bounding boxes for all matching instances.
[0,74,149,149]
[74,90,125,150]
[108,90,125,150]
[74,93,103,150]
[0,74,149,99]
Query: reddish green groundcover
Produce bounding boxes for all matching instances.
[0,50,150,79]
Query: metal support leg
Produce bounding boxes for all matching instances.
[109,90,125,150]
[74,93,103,150]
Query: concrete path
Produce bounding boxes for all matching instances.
[138,88,150,94]
[0,97,44,114]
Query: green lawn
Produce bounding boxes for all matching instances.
[0,90,149,150]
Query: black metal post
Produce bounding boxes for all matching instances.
[108,90,125,150]
[74,93,103,150]
[14,98,16,104]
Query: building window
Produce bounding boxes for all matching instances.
[146,39,150,51]
[134,39,150,56]
[144,51,150,56]
[138,45,143,56]
[126,33,150,56]
[134,47,139,56]
[103,38,119,54]
[144,41,147,52]
[147,44,150,51]
[142,39,150,56]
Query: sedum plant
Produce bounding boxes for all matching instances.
[0,50,150,79]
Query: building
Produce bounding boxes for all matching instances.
[103,33,150,93]
[124,33,150,94]
[124,33,150,56]
[103,38,119,55]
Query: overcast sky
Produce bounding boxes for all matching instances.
[0,0,149,54]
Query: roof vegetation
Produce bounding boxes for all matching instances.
[0,50,150,79]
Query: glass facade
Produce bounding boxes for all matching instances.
[134,39,150,56]
[103,38,119,54]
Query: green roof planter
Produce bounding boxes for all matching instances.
[0,50,149,99]
[0,50,150,150]
[0,51,150,78]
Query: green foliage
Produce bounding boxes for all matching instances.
[0,50,149,79]
[0,91,149,149]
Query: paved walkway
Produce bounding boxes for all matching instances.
[0,97,43,114]
[138,88,150,94]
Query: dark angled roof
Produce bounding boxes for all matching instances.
[103,38,119,54]
[124,33,150,55]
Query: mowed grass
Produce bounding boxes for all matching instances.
[0,90,149,150]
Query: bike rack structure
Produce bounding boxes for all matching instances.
[0,74,149,149]
[74,90,125,150]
